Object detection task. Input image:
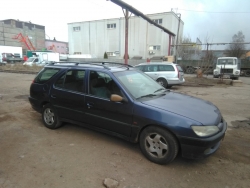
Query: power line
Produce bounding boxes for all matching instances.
[178,9,250,14]
[171,42,250,47]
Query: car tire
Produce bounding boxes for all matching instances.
[186,67,194,74]
[42,104,62,129]
[157,78,168,88]
[139,126,179,164]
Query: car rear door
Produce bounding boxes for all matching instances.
[157,64,176,79]
[50,69,86,122]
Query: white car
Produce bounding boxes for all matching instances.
[134,62,185,88]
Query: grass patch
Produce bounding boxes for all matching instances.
[0,63,43,72]
[184,76,231,87]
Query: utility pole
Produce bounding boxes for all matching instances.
[124,9,129,65]
[175,13,181,63]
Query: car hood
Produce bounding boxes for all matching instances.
[141,92,221,125]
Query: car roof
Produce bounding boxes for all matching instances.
[44,61,136,73]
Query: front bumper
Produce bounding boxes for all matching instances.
[178,120,227,159]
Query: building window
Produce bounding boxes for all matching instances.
[106,52,116,56]
[152,19,162,24]
[151,45,161,50]
[107,23,116,29]
[73,26,81,31]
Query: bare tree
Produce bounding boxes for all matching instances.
[177,36,201,60]
[225,31,246,58]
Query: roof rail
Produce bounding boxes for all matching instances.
[47,61,133,70]
[101,61,133,67]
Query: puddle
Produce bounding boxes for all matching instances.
[231,119,250,129]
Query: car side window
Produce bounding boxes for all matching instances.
[136,65,145,72]
[89,71,110,99]
[145,65,158,72]
[54,70,85,92]
[159,65,175,71]
[89,71,122,99]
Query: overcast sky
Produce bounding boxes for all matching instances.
[1,0,250,50]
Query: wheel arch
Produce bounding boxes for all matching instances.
[40,101,50,110]
[137,124,181,151]
[156,77,167,82]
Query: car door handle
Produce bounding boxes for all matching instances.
[87,102,94,109]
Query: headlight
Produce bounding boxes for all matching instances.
[191,125,219,137]
[235,71,240,75]
[214,71,218,75]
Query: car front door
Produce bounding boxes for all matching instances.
[144,65,159,80]
[84,70,133,137]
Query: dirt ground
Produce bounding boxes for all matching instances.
[0,72,250,188]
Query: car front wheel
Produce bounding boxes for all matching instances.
[140,126,179,164]
[157,78,168,88]
[42,104,62,129]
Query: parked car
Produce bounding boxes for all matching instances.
[134,62,185,88]
[29,62,227,164]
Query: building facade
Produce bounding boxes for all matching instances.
[0,19,45,54]
[68,12,184,59]
[45,39,68,54]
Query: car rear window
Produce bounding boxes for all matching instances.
[176,65,183,72]
[34,68,60,84]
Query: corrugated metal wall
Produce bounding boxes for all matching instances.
[68,12,184,59]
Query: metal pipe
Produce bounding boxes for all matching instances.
[110,0,175,36]
[125,9,129,65]
[168,35,171,56]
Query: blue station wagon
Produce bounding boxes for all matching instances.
[29,62,227,164]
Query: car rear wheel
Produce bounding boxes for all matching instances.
[186,67,194,74]
[157,78,168,88]
[42,104,62,129]
[140,126,179,164]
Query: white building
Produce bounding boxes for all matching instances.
[68,12,184,59]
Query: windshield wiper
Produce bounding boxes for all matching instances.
[136,94,157,99]
[154,88,166,93]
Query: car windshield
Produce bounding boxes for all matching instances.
[114,70,166,99]
[217,59,236,65]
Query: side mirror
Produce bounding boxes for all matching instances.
[110,94,126,102]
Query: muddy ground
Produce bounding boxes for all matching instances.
[0,72,250,188]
